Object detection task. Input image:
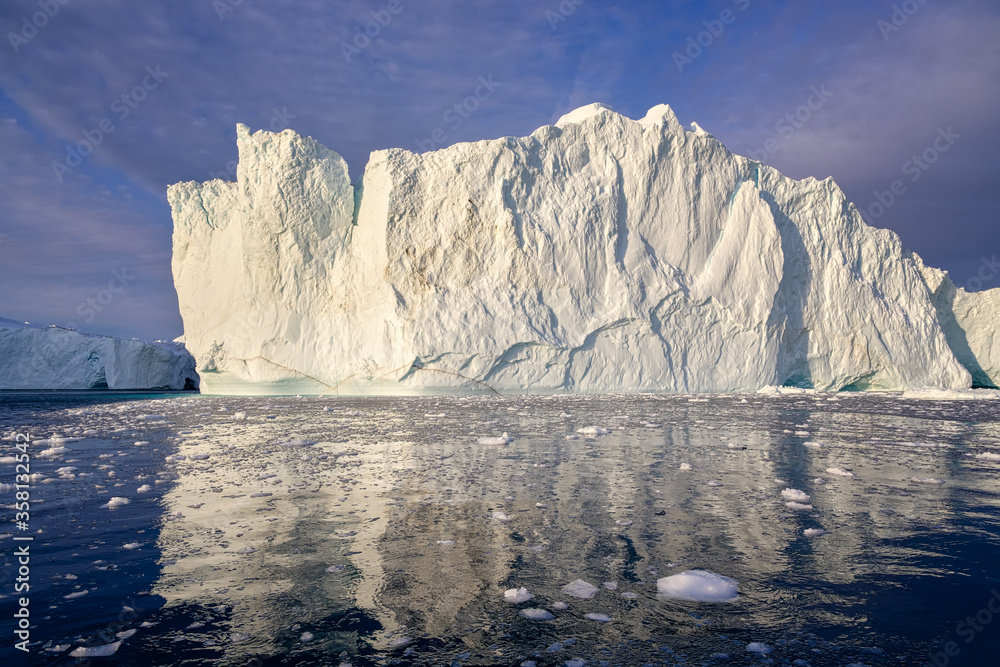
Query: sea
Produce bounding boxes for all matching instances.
[1,391,999,666]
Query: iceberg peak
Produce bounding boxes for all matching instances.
[554,102,617,127]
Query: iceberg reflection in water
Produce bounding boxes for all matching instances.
[5,392,1000,665]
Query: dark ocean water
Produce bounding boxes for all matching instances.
[1,391,999,667]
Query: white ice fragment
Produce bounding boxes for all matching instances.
[562,579,599,599]
[911,477,945,484]
[116,629,137,639]
[278,439,316,447]
[585,613,612,622]
[656,570,738,602]
[976,452,1000,460]
[602,581,617,590]
[123,542,141,550]
[236,546,257,554]
[437,540,456,545]
[785,502,814,511]
[190,454,210,460]
[504,587,534,603]
[63,590,90,599]
[576,426,610,436]
[231,633,250,643]
[679,463,692,470]
[102,497,130,509]
[826,467,855,477]
[232,411,247,421]
[519,608,555,620]
[781,488,811,503]
[300,632,314,642]
[477,432,513,446]
[387,635,411,647]
[137,484,152,493]
[70,642,121,658]
[747,642,772,654]
[706,480,723,487]
[803,441,823,448]
[552,601,568,610]
[492,511,510,522]
[803,528,828,537]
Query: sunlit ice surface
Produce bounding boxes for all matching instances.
[2,391,1000,666]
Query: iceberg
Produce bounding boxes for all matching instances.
[0,317,199,390]
[167,103,998,395]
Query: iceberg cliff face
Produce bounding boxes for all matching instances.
[167,103,997,395]
[0,318,199,390]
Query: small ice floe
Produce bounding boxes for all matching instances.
[643,422,662,428]
[300,632,314,642]
[190,454,210,460]
[614,519,632,527]
[235,547,257,554]
[102,497,130,509]
[70,641,121,658]
[781,488,811,503]
[232,411,247,421]
[55,466,78,475]
[165,455,186,462]
[519,608,555,620]
[656,570,738,602]
[504,587,534,603]
[552,601,569,610]
[679,463,692,470]
[803,528,828,537]
[564,434,579,440]
[602,581,617,590]
[535,502,549,508]
[576,426,610,436]
[137,485,152,493]
[123,542,141,550]
[585,613,612,623]
[278,439,316,448]
[706,480,723,487]
[437,540,456,545]
[825,467,855,478]
[562,579,599,599]
[116,629,137,639]
[64,590,89,599]
[187,621,204,629]
[976,452,1000,461]
[477,433,514,446]
[747,642,772,654]
[911,477,945,484]
[620,591,639,599]
[325,565,346,573]
[231,633,250,644]
[803,441,823,448]
[785,502,814,511]
[37,445,70,458]
[812,477,827,484]
[250,492,272,498]
[726,443,746,450]
[387,635,412,647]
[492,511,510,522]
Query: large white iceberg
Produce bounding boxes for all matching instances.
[0,317,199,390]
[167,103,998,395]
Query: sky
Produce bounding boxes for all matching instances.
[0,0,998,341]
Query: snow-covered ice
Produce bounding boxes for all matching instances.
[657,570,739,602]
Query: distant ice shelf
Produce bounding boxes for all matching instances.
[167,103,998,395]
[0,317,199,390]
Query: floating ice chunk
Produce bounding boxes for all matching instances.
[437,540,456,545]
[232,411,247,421]
[803,441,823,448]
[562,579,599,599]
[102,497,130,509]
[803,528,828,537]
[785,502,813,511]
[70,641,121,658]
[576,426,610,436]
[325,565,345,573]
[190,454,210,460]
[37,446,69,458]
[614,519,632,527]
[656,570,738,602]
[546,642,563,652]
[911,477,945,484]
[535,502,548,508]
[976,452,1000,460]
[504,587,534,603]
[552,601,569,610]
[123,542,141,550]
[747,642,772,654]
[706,480,723,487]
[602,581,617,590]
[165,455,186,462]
[477,432,513,446]
[387,635,411,647]
[64,590,89,599]
[55,466,78,475]
[236,546,257,554]
[250,492,272,498]
[137,485,152,493]
[492,511,510,522]
[621,591,639,599]
[585,613,612,622]
[564,435,579,440]
[519,608,555,620]
[826,467,855,477]
[116,629,137,639]
[679,463,692,470]
[781,488,811,503]
[231,633,250,643]
[300,632,314,642]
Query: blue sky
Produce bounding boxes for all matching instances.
[0,0,997,340]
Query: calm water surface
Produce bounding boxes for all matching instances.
[1,392,999,666]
